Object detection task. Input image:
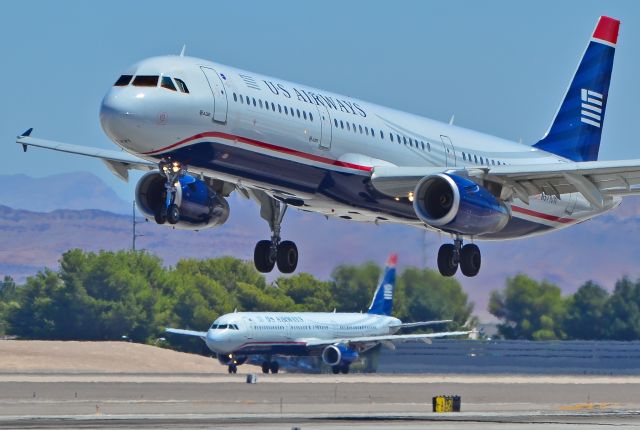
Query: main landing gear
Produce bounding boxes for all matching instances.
[261,360,280,374]
[437,236,481,277]
[228,364,238,374]
[155,160,186,225]
[253,196,298,274]
[331,363,350,374]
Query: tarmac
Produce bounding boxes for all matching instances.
[1,341,640,429]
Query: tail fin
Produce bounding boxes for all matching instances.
[367,254,397,316]
[533,16,619,162]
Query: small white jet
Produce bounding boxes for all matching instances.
[17,16,638,277]
[166,254,467,374]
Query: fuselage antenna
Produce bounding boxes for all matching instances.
[179,45,186,57]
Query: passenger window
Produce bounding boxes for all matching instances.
[334,119,338,127]
[303,111,307,120]
[271,102,275,111]
[284,106,288,114]
[259,99,263,108]
[340,120,344,129]
[380,131,384,139]
[396,134,401,143]
[114,75,133,86]
[296,109,301,118]
[421,141,425,150]
[403,136,407,145]
[427,142,431,152]
[352,123,356,133]
[309,113,313,121]
[174,78,190,93]
[359,125,363,134]
[346,122,350,131]
[278,104,282,113]
[239,94,244,104]
[390,134,394,142]
[253,98,257,107]
[132,75,159,87]
[232,92,237,102]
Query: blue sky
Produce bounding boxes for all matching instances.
[2,0,639,201]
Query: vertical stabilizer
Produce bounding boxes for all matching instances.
[533,16,619,162]
[367,254,397,316]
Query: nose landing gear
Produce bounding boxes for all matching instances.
[155,160,187,225]
[437,237,481,277]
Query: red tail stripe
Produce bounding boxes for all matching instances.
[593,16,620,45]
[142,131,372,172]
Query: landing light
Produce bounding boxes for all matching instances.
[172,166,180,173]
[408,192,414,202]
[135,93,144,99]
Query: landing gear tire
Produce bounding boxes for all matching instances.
[254,240,276,273]
[460,244,481,277]
[228,364,237,374]
[276,241,298,274]
[261,361,270,374]
[167,204,180,225]
[269,361,279,374]
[331,365,340,375]
[437,244,458,277]
[154,210,166,225]
[340,364,350,374]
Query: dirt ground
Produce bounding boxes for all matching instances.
[0,340,233,373]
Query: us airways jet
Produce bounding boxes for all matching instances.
[16,16,637,277]
[166,254,467,374]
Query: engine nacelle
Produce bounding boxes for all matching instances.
[135,171,230,230]
[217,353,247,366]
[413,173,510,236]
[321,344,359,366]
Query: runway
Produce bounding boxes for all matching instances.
[1,373,639,429]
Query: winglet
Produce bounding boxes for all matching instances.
[18,128,33,152]
[593,16,620,46]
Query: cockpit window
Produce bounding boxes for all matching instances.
[210,323,238,330]
[114,75,133,86]
[161,76,177,91]
[175,78,190,93]
[132,75,159,87]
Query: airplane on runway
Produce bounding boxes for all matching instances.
[166,254,468,374]
[16,16,639,277]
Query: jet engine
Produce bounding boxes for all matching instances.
[413,173,510,236]
[321,344,359,366]
[217,353,247,366]
[135,171,230,230]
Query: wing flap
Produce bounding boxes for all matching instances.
[371,160,640,204]
[305,330,471,347]
[165,328,208,339]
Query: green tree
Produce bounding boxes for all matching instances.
[276,273,336,311]
[396,267,473,328]
[331,262,381,312]
[564,281,609,339]
[489,274,566,340]
[603,278,640,340]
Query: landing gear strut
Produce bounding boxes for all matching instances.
[253,194,298,274]
[437,237,481,277]
[331,363,350,374]
[155,160,187,225]
[261,360,279,374]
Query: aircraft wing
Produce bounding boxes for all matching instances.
[371,160,640,208]
[389,319,453,329]
[16,129,155,181]
[304,330,471,347]
[165,328,208,340]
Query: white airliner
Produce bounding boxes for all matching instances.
[166,254,467,374]
[16,16,638,277]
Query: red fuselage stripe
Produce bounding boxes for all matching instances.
[142,131,373,172]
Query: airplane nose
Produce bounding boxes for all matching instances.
[99,88,143,147]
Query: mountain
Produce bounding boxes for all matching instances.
[0,173,130,214]
[1,172,640,320]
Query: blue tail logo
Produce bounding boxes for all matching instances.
[533,16,619,162]
[367,254,397,316]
